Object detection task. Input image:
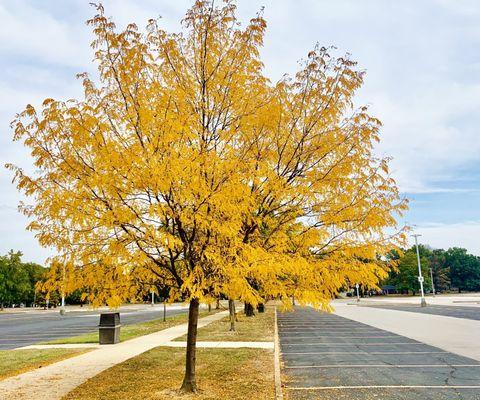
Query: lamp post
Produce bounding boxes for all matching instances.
[412,234,427,307]
[60,264,66,315]
[355,283,360,302]
[430,267,436,297]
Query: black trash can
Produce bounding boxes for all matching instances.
[99,312,121,344]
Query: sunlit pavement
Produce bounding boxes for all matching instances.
[360,303,480,321]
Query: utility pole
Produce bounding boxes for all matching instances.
[60,264,66,315]
[412,233,427,307]
[60,294,65,315]
[430,267,436,297]
[355,283,360,302]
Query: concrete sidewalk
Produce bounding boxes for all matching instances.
[333,301,480,361]
[0,310,229,400]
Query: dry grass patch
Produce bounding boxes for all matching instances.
[63,347,274,400]
[175,304,274,342]
[0,348,90,380]
[45,310,215,344]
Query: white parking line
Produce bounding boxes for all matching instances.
[282,342,420,346]
[288,385,480,390]
[281,351,448,355]
[280,329,382,332]
[280,335,399,339]
[280,327,375,329]
[285,364,480,369]
[280,330,365,332]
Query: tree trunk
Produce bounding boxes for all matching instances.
[208,303,211,312]
[228,299,236,331]
[257,303,265,313]
[181,298,200,392]
[244,302,255,317]
[216,298,220,309]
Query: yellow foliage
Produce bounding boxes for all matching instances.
[9,1,407,309]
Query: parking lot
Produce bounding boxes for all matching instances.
[364,304,480,321]
[278,307,480,399]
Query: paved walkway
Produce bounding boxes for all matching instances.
[279,307,480,400]
[333,301,480,361]
[0,310,229,400]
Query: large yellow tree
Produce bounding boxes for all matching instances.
[8,1,406,392]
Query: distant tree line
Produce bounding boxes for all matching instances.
[3,245,479,308]
[0,250,87,309]
[384,246,480,294]
[0,251,45,309]
[0,250,174,309]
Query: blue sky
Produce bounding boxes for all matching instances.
[1,0,480,263]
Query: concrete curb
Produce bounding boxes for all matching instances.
[274,307,284,400]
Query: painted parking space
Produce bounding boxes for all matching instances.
[278,307,480,400]
[363,304,480,321]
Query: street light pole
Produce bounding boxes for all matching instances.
[355,283,360,302]
[412,233,427,307]
[430,267,436,297]
[60,264,66,315]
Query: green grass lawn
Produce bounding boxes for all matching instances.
[174,304,274,342]
[0,348,90,380]
[44,309,216,344]
[64,347,274,400]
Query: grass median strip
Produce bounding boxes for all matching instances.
[63,347,274,400]
[43,310,215,345]
[0,348,91,380]
[175,304,275,342]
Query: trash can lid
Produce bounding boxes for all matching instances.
[99,312,121,326]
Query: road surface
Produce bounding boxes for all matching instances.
[0,305,189,350]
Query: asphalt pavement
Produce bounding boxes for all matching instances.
[363,304,480,321]
[0,305,188,350]
[278,307,480,400]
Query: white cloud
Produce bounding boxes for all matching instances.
[370,82,480,193]
[1,0,480,259]
[0,1,91,68]
[411,221,480,255]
